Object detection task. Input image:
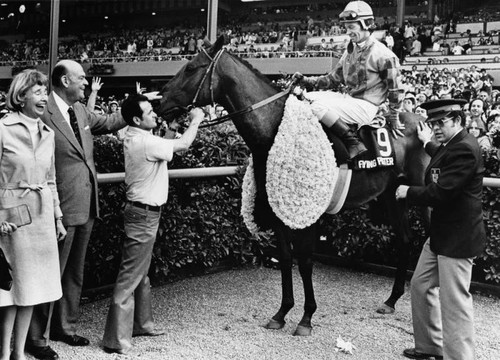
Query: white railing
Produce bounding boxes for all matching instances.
[97,166,500,188]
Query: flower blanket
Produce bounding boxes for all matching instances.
[241,96,338,233]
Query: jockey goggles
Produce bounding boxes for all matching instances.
[339,10,361,22]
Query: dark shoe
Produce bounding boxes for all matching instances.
[25,345,59,360]
[132,328,165,337]
[103,346,129,355]
[329,119,368,159]
[403,348,443,359]
[51,334,90,346]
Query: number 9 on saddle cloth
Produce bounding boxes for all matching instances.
[324,122,396,171]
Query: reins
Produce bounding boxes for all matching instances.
[163,47,291,129]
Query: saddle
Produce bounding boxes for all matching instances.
[323,120,396,171]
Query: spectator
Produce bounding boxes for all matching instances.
[0,69,66,360]
[451,41,464,55]
[385,31,394,50]
[469,98,488,129]
[415,105,427,119]
[468,119,492,150]
[102,96,204,354]
[403,93,417,112]
[410,37,422,56]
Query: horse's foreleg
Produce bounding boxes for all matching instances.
[265,223,294,330]
[377,196,411,314]
[293,223,318,336]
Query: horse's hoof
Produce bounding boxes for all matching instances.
[265,318,285,330]
[293,325,312,336]
[376,303,395,314]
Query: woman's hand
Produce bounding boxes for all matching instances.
[0,222,17,236]
[55,219,67,242]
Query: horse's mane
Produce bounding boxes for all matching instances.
[228,52,276,88]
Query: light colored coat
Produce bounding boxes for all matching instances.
[0,111,62,306]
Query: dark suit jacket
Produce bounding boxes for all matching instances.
[407,129,486,258]
[41,93,126,226]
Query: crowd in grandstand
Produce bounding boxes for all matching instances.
[1,4,500,66]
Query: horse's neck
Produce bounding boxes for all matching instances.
[217,59,284,155]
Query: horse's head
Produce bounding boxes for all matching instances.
[157,36,225,120]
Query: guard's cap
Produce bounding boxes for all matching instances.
[420,99,467,123]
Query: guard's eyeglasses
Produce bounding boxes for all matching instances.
[429,118,453,127]
[339,10,359,22]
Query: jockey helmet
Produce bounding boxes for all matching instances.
[339,1,375,31]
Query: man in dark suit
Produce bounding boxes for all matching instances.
[395,99,486,360]
[26,59,127,360]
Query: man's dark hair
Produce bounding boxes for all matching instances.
[51,63,67,87]
[121,94,149,126]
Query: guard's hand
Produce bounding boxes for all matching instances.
[0,222,17,236]
[91,77,103,92]
[55,219,66,242]
[416,121,433,144]
[395,185,409,200]
[388,111,405,138]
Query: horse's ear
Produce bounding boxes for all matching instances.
[214,36,225,51]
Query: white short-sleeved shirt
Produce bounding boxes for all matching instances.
[124,126,173,206]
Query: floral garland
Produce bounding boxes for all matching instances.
[265,95,337,229]
[241,157,274,238]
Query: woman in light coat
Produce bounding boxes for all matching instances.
[0,70,66,360]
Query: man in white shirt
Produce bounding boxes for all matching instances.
[102,94,204,355]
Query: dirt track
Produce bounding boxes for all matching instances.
[28,263,500,359]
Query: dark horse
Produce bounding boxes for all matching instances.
[158,36,430,336]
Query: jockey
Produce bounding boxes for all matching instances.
[294,0,405,159]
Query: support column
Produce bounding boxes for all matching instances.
[428,0,434,22]
[207,0,218,43]
[396,0,405,29]
[48,0,60,92]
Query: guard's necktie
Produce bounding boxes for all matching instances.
[68,107,82,147]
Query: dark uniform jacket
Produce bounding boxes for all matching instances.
[407,129,486,258]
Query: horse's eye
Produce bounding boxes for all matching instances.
[185,64,196,73]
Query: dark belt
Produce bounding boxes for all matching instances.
[128,201,161,212]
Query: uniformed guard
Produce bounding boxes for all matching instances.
[395,98,485,360]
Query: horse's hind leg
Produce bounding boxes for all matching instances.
[377,194,411,314]
[293,222,318,336]
[265,222,294,330]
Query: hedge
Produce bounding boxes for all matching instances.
[84,125,500,290]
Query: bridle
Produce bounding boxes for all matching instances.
[162,47,291,129]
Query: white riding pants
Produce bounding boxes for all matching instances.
[306,91,378,127]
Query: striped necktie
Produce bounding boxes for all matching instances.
[68,107,82,147]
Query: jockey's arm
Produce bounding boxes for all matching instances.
[294,61,343,90]
[383,59,405,137]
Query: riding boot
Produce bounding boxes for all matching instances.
[329,119,367,159]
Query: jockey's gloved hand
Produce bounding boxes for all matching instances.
[388,110,405,138]
[387,88,405,138]
[292,72,304,84]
